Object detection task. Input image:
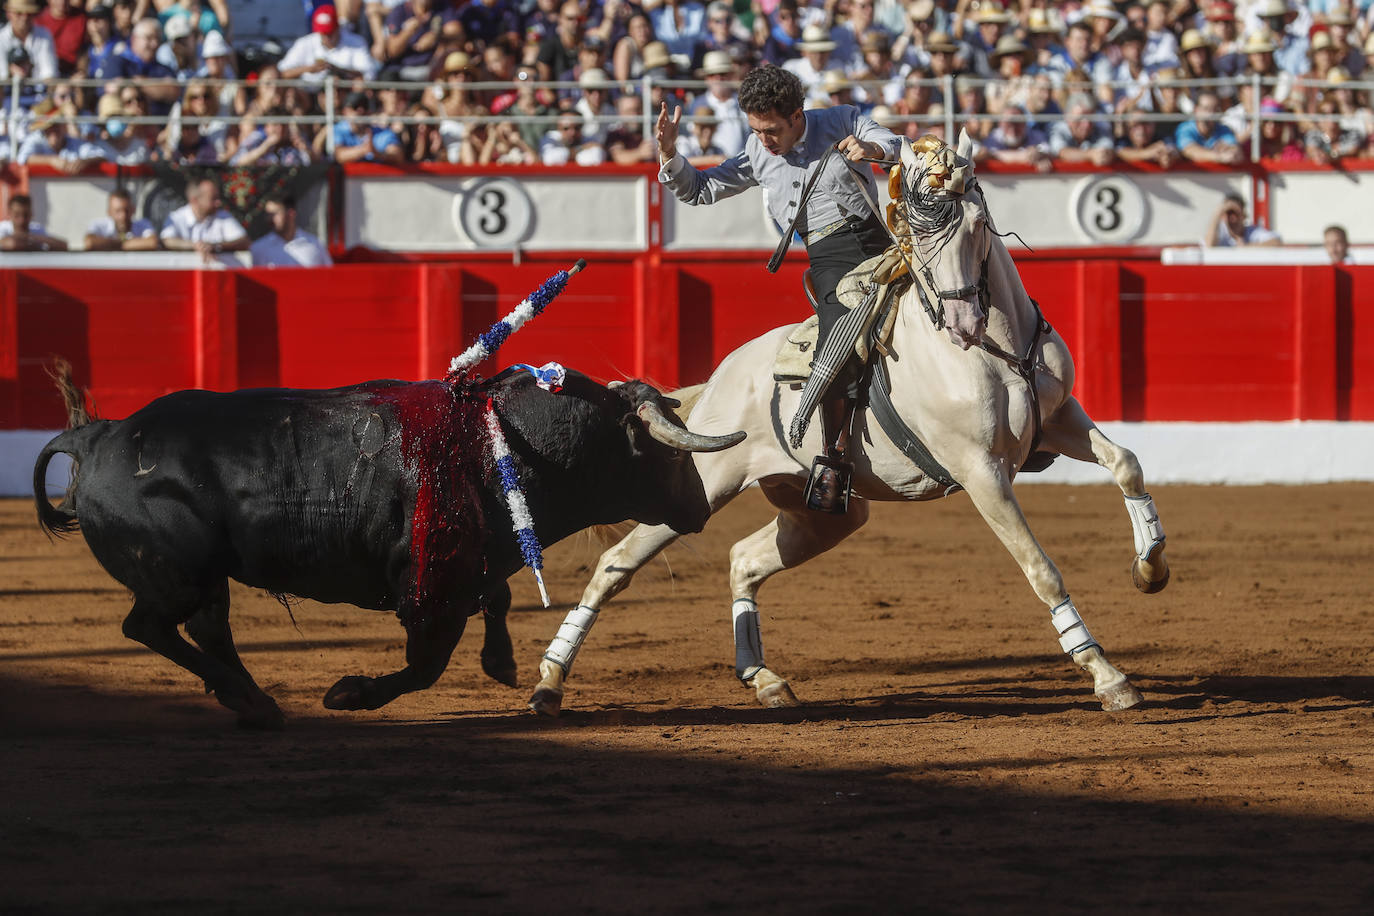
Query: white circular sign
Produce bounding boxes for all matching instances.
[1070,174,1147,244]
[456,177,534,248]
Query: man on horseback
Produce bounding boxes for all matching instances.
[654,66,902,512]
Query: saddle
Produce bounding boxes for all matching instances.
[772,248,912,386]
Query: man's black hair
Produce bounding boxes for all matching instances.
[738,65,805,118]
[263,192,297,210]
[109,187,132,203]
[10,193,31,209]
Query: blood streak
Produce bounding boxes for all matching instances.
[365,379,488,624]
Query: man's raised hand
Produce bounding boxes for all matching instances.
[655,102,681,163]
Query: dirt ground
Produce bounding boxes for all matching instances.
[2,483,1372,914]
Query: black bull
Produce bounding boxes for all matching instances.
[33,368,742,728]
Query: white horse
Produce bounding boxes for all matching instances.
[529,131,1170,715]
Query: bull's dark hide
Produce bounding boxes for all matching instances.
[34,368,714,726]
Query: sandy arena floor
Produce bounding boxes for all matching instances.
[2,484,1372,913]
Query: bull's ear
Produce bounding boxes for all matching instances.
[956,128,975,166]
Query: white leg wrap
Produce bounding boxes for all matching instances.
[732,598,765,682]
[542,605,599,675]
[1124,493,1166,562]
[1050,597,1098,655]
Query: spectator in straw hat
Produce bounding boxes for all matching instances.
[984,33,1032,114]
[1023,8,1066,76]
[963,3,1011,77]
[16,98,92,171]
[675,111,725,165]
[280,4,379,83]
[851,29,901,108]
[691,49,748,154]
[76,91,152,165]
[1204,1,1244,75]
[922,28,962,86]
[575,67,615,145]
[1323,7,1362,77]
[156,14,199,81]
[0,0,58,81]
[1248,0,1308,75]
[783,24,837,100]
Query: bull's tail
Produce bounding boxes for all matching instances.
[34,360,101,538]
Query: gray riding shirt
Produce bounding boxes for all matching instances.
[658,105,903,246]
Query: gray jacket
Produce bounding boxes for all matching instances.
[658,105,902,245]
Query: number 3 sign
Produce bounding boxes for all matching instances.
[1069,174,1146,244]
[453,177,534,248]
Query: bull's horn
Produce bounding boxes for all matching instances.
[636,402,746,452]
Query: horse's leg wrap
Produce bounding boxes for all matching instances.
[1050,597,1098,655]
[1124,493,1165,562]
[542,605,599,675]
[732,598,766,683]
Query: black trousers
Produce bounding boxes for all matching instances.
[805,214,890,397]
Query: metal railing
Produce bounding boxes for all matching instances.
[5,73,1370,164]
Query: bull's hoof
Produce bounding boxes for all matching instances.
[1131,543,1170,594]
[323,675,375,711]
[1096,679,1145,711]
[528,684,564,717]
[481,653,519,688]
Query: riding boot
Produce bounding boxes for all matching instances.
[805,390,856,514]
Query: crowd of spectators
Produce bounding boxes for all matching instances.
[0,0,1373,171]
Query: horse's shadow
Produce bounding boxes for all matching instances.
[1137,673,1374,713]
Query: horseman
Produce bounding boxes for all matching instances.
[653,65,902,513]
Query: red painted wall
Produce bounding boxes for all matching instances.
[2,258,1372,428]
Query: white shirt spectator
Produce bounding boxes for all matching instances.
[783,55,829,105]
[77,136,152,166]
[690,92,748,157]
[87,215,156,242]
[0,23,58,80]
[250,229,333,267]
[278,30,379,83]
[160,203,248,245]
[17,133,83,164]
[0,218,45,238]
[574,96,614,146]
[539,133,607,166]
[1211,222,1279,247]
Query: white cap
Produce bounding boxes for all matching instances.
[201,30,232,59]
[164,15,193,41]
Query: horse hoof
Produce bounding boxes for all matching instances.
[323,676,374,711]
[756,679,800,708]
[1097,680,1144,711]
[528,685,564,717]
[1131,544,1170,594]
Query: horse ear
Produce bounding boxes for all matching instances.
[956,128,975,165]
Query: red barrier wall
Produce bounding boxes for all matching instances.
[3,257,1372,428]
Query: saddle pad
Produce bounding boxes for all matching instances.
[773,315,820,384]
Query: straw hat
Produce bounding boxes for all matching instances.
[859,30,891,54]
[697,49,733,76]
[1179,30,1212,54]
[925,31,959,54]
[7,0,40,14]
[798,25,836,53]
[1326,66,1351,84]
[822,69,850,94]
[909,0,936,22]
[1325,7,1354,27]
[1365,32,1374,56]
[578,66,611,88]
[1309,31,1334,53]
[96,94,124,121]
[641,41,671,71]
[1027,9,1064,34]
[443,51,474,73]
[1084,0,1120,21]
[973,5,1012,25]
[990,35,1029,60]
[1253,0,1295,22]
[1242,30,1277,55]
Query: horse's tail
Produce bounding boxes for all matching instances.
[34,360,102,538]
